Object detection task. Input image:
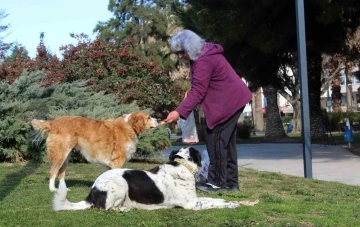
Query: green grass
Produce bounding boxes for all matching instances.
[1,161,360,227]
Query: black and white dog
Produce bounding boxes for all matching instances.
[53,147,258,211]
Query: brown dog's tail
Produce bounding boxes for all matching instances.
[31,119,51,135]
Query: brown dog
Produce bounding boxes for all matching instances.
[31,111,158,192]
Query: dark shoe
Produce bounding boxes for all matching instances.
[196,183,221,192]
[195,181,208,188]
[221,186,240,192]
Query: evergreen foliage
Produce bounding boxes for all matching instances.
[172,0,360,83]
[0,9,12,60]
[173,0,360,139]
[0,34,183,119]
[135,126,171,158]
[0,71,170,162]
[4,44,29,62]
[94,0,179,68]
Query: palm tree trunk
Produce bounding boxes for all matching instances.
[307,52,323,139]
[263,85,287,140]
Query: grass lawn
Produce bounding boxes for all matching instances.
[1,160,360,227]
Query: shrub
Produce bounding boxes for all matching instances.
[237,121,253,140]
[0,71,170,162]
[135,126,171,158]
[327,112,342,131]
[0,34,184,119]
[59,34,183,119]
[327,111,360,131]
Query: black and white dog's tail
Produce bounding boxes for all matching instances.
[53,181,92,211]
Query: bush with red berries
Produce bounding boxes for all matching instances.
[0,33,183,117]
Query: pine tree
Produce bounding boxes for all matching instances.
[94,0,178,68]
[0,9,12,60]
[4,43,30,62]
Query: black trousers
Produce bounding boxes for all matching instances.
[205,107,244,188]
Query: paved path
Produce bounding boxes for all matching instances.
[161,143,360,186]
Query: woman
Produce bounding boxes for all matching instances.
[163,29,252,192]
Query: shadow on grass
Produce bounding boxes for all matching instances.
[0,161,41,203]
[65,179,94,188]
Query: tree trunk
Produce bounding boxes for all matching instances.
[307,52,323,139]
[331,76,342,112]
[254,87,264,131]
[292,100,302,133]
[277,62,301,133]
[263,85,287,140]
[345,62,354,111]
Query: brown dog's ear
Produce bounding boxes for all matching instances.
[129,112,146,134]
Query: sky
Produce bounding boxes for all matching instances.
[2,0,113,58]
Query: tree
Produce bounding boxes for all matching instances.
[0,34,61,84]
[322,27,360,113]
[173,0,360,139]
[0,9,12,60]
[4,43,29,62]
[263,85,287,140]
[295,1,359,138]
[172,1,294,139]
[321,54,345,112]
[94,0,178,68]
[34,32,58,72]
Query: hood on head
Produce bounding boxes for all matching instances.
[200,42,224,58]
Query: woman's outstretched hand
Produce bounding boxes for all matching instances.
[163,111,180,124]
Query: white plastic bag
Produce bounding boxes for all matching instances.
[199,149,210,179]
[178,111,199,144]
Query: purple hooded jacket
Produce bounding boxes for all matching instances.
[175,42,252,129]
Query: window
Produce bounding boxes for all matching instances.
[352,73,360,84]
[340,72,360,85]
[341,74,346,85]
[341,96,347,106]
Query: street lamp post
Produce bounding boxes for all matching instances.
[295,0,313,178]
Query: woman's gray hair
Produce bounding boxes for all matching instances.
[170,29,205,61]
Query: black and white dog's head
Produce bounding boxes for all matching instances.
[169,147,202,167]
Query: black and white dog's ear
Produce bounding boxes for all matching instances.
[189,147,202,167]
[169,150,178,161]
